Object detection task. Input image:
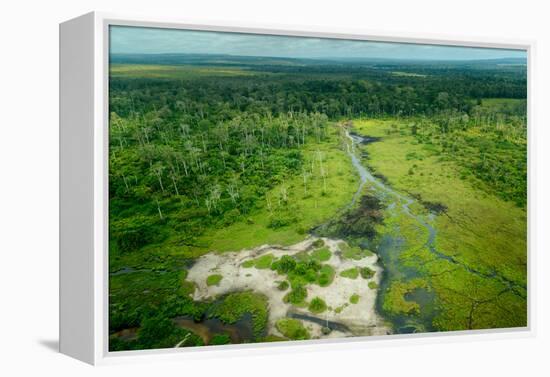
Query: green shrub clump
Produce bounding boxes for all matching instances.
[312,239,325,248]
[341,243,374,260]
[206,274,223,286]
[308,297,327,314]
[311,247,332,262]
[360,267,375,279]
[340,267,359,279]
[277,280,290,291]
[276,318,310,340]
[317,265,335,287]
[241,260,255,268]
[271,255,297,274]
[284,284,308,305]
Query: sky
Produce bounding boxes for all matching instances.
[110,25,526,61]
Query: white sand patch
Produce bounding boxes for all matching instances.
[186,236,390,339]
[303,246,388,336]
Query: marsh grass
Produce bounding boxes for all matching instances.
[353,118,527,330]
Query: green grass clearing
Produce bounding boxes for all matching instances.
[206,274,223,286]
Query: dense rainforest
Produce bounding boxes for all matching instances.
[108,54,527,350]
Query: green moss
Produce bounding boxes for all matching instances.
[206,274,223,286]
[275,318,310,340]
[340,267,359,279]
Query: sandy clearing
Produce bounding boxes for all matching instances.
[186,236,390,339]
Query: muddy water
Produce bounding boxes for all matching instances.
[344,130,437,333]
[288,312,351,333]
[173,315,254,345]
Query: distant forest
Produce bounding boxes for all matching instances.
[110,54,527,120]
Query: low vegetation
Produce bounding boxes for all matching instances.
[354,116,526,330]
[242,254,274,269]
[209,334,231,345]
[311,247,332,262]
[108,50,526,348]
[340,268,359,279]
[382,279,428,315]
[308,297,328,314]
[275,318,311,340]
[209,291,268,339]
[271,253,336,301]
[360,267,375,279]
[206,274,223,286]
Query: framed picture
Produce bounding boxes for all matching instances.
[60,12,532,365]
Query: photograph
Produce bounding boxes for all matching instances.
[107,25,527,351]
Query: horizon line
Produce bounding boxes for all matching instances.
[109,52,527,62]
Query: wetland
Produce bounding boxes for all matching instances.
[108,27,527,351]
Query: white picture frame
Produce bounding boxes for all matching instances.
[59,11,535,365]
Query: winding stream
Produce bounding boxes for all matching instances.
[113,125,524,344]
[343,127,526,332]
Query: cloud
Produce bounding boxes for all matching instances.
[110,25,526,60]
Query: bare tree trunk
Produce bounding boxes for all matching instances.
[181,157,189,177]
[155,170,165,193]
[155,198,164,220]
[121,172,129,192]
[266,195,273,214]
[302,168,308,195]
[171,175,180,196]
